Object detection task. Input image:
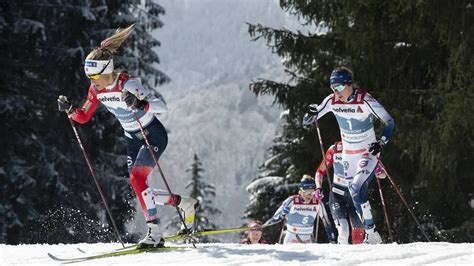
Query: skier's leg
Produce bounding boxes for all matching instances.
[127,136,157,220]
[335,219,350,244]
[348,205,365,244]
[283,232,311,244]
[329,187,350,244]
[130,119,169,220]
[283,231,295,244]
[318,202,336,243]
[141,120,197,232]
[349,154,382,244]
[347,184,364,244]
[298,234,313,243]
[127,120,169,247]
[349,154,377,229]
[350,221,365,244]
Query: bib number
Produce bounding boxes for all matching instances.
[302,216,309,224]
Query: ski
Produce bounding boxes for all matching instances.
[170,221,280,241]
[47,246,188,263]
[167,225,249,241]
[51,225,251,261]
[96,225,252,253]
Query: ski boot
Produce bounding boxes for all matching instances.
[364,227,383,244]
[176,197,199,234]
[138,220,165,248]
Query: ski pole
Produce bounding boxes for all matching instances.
[313,118,340,226]
[278,221,287,244]
[131,110,197,248]
[313,119,333,192]
[378,160,430,241]
[318,202,336,243]
[67,118,125,247]
[375,176,393,242]
[313,207,320,243]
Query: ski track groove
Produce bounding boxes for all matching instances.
[410,251,473,265]
[340,251,427,265]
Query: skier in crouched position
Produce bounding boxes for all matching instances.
[266,175,335,244]
[57,24,197,248]
[303,67,395,244]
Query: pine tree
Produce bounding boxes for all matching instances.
[245,0,473,242]
[0,0,168,244]
[185,154,221,243]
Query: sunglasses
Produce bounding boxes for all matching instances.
[299,188,315,195]
[330,83,346,93]
[87,60,111,80]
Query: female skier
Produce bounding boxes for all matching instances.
[57,24,197,248]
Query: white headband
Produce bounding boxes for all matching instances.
[84,59,114,75]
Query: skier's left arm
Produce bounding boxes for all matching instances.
[364,93,395,155]
[122,78,167,113]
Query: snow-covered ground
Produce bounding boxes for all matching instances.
[1,242,473,265]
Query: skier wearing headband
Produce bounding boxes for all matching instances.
[303,66,395,244]
[57,24,198,248]
[266,175,335,244]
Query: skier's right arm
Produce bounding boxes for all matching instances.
[315,144,335,188]
[303,94,333,126]
[66,87,99,124]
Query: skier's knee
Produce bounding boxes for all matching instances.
[349,183,369,204]
[130,166,153,188]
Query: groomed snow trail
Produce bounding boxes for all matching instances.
[1,242,473,265]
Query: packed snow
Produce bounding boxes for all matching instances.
[1,242,473,265]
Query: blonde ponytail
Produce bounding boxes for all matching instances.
[86,24,135,60]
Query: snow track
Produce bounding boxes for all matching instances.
[1,242,473,265]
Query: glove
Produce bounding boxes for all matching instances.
[302,113,316,126]
[302,104,318,126]
[307,104,318,116]
[313,188,324,201]
[57,95,73,113]
[122,91,147,110]
[368,140,385,156]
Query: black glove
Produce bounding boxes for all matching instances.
[57,95,73,113]
[307,104,318,116]
[122,91,147,110]
[302,104,319,126]
[368,140,385,156]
